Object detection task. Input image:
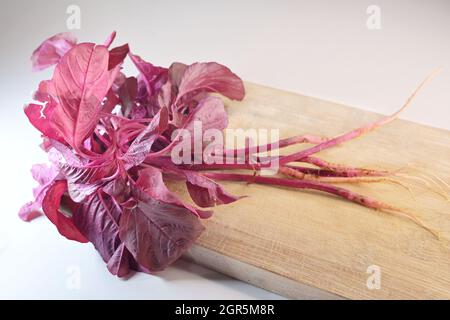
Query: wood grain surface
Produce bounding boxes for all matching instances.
[182,82,450,299]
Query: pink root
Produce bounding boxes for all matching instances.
[204,172,439,238]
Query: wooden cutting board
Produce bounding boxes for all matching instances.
[182,82,450,299]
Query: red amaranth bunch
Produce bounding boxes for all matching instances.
[20,32,438,277]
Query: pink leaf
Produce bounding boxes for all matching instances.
[51,43,118,150]
[25,80,63,140]
[31,33,77,71]
[184,96,228,133]
[33,80,57,103]
[168,62,188,87]
[50,142,118,202]
[150,162,242,209]
[103,31,116,48]
[184,171,242,208]
[137,166,213,218]
[122,107,169,169]
[119,187,204,272]
[129,53,168,96]
[74,191,132,277]
[18,163,59,221]
[24,102,61,140]
[108,43,129,70]
[102,89,120,114]
[107,243,132,277]
[42,180,88,243]
[118,77,138,117]
[157,80,173,110]
[176,62,245,104]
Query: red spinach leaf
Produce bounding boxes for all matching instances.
[51,43,117,151]
[119,186,204,272]
[31,32,77,71]
[137,166,212,218]
[108,43,129,70]
[74,191,132,277]
[176,62,245,104]
[122,107,169,169]
[42,180,88,242]
[19,164,59,222]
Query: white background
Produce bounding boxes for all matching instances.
[0,0,449,299]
